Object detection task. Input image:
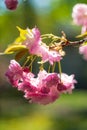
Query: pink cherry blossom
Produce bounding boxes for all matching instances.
[48,50,62,65]
[79,44,87,60]
[34,45,62,65]
[72,3,87,25]
[5,60,23,86]
[57,73,77,94]
[72,3,87,33]
[5,60,76,105]
[6,61,60,105]
[23,27,41,51]
[22,27,62,65]
[5,60,33,87]
[21,71,76,104]
[23,70,60,105]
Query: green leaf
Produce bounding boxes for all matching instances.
[4,44,27,54]
[16,26,28,41]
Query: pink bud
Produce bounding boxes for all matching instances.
[5,0,18,10]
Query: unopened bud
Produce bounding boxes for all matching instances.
[5,0,18,10]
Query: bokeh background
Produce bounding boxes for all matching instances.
[0,0,87,130]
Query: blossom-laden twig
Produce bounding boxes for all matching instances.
[2,26,86,105]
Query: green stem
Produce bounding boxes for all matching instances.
[29,55,36,68]
[58,61,62,80]
[48,65,51,73]
[52,63,56,72]
[23,56,30,67]
[41,34,61,40]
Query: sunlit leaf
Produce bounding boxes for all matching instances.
[14,37,23,44]
[16,26,28,40]
[4,44,27,54]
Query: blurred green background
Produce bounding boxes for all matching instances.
[0,0,87,130]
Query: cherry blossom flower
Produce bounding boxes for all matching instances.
[79,44,87,60]
[5,60,34,86]
[57,73,77,94]
[23,27,41,52]
[5,61,60,105]
[5,60,23,86]
[21,70,60,105]
[32,44,62,65]
[72,3,87,33]
[18,27,62,65]
[5,60,76,105]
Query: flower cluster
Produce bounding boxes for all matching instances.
[20,27,62,65]
[5,60,76,105]
[4,27,76,105]
[4,25,77,105]
[1,3,87,105]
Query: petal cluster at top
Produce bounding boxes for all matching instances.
[16,27,62,65]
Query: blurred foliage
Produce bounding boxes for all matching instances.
[0,91,87,130]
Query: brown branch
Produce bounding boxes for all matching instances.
[61,37,87,47]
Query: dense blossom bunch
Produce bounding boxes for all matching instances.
[1,3,87,105]
[5,60,76,105]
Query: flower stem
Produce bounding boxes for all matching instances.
[23,56,30,67]
[29,55,36,68]
[41,34,61,41]
[48,65,51,73]
[52,63,56,72]
[58,61,62,80]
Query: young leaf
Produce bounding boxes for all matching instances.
[16,26,28,40]
[4,44,27,54]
